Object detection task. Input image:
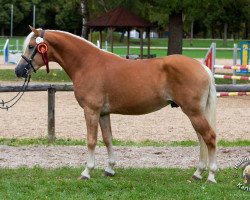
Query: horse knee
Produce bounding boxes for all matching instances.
[87,138,97,150]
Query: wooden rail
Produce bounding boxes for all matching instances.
[0,84,73,141]
[1,83,250,141]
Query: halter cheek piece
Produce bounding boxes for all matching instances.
[21,30,50,75]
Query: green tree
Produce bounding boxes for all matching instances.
[55,0,82,34]
[0,0,31,36]
[148,0,200,55]
[33,0,61,28]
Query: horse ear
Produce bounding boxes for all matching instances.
[29,25,39,36]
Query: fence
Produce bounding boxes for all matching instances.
[2,39,22,64]
[0,83,73,141]
[203,42,250,96]
[1,83,250,141]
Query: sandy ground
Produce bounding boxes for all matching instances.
[0,146,249,169]
[0,90,250,142]
[0,57,249,169]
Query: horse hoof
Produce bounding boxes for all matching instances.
[104,171,115,177]
[78,175,90,180]
[191,175,202,181]
[207,178,217,184]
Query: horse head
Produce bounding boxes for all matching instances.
[15,26,50,78]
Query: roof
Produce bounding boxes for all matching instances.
[86,6,153,28]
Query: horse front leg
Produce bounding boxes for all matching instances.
[99,114,116,176]
[80,107,100,179]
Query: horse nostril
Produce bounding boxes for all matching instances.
[15,65,27,78]
[15,67,21,77]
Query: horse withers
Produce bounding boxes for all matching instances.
[15,26,218,183]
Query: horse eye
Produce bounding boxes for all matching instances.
[28,45,34,49]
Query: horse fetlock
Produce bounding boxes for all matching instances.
[87,163,95,170]
[108,159,116,167]
[197,162,207,171]
[209,163,218,173]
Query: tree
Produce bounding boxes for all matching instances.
[80,0,89,39]
[148,0,198,55]
[168,11,183,55]
[0,0,31,36]
[55,0,82,34]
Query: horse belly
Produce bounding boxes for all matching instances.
[108,91,170,115]
[104,63,169,115]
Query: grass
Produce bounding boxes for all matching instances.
[0,137,249,147]
[0,68,249,84]
[0,36,243,59]
[0,167,249,199]
[112,47,240,59]
[0,69,71,82]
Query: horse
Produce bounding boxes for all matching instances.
[15,26,218,183]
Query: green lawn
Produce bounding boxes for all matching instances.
[0,36,243,59]
[0,167,249,200]
[0,138,249,147]
[0,36,24,52]
[1,69,248,84]
[112,47,239,59]
[0,69,71,82]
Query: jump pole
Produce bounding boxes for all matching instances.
[204,42,250,97]
[214,65,250,71]
[214,74,250,81]
[217,92,250,97]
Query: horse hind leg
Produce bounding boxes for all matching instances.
[99,114,116,176]
[192,133,208,180]
[189,113,218,183]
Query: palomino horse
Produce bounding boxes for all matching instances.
[15,26,218,183]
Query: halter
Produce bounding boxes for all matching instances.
[21,30,50,76]
[0,30,49,111]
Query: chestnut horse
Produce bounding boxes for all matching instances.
[15,27,218,183]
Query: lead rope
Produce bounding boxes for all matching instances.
[0,75,31,111]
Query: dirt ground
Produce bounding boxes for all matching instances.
[0,57,249,168]
[0,90,250,142]
[0,145,249,169]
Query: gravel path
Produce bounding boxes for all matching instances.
[0,145,249,169]
[0,91,250,141]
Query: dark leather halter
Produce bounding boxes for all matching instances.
[21,30,49,76]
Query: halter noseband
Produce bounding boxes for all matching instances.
[21,30,50,76]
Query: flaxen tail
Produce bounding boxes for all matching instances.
[202,65,217,132]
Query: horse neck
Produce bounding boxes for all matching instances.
[46,31,100,81]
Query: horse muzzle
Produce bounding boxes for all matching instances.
[15,55,37,78]
[15,63,31,78]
